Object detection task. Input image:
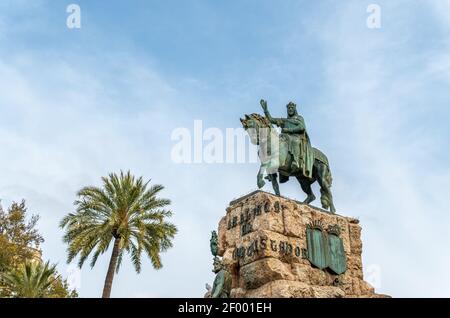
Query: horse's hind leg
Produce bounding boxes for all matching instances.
[316,163,336,213]
[296,176,316,204]
[267,173,280,196]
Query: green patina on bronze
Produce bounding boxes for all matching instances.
[306,222,347,275]
[210,257,232,298]
[207,231,231,298]
[240,99,336,213]
[262,100,315,179]
[306,226,329,270]
[210,231,218,257]
[327,233,347,275]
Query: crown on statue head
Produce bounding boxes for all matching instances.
[286,101,297,108]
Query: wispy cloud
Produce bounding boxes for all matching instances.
[0,1,449,298]
[0,38,215,297]
[306,0,450,297]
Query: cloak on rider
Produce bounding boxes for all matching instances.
[263,101,314,179]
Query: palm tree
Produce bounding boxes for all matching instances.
[0,261,57,298]
[60,171,177,298]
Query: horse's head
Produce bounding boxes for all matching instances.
[240,113,272,145]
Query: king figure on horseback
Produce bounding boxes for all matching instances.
[260,99,314,180]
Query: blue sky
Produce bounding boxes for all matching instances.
[1,0,450,297]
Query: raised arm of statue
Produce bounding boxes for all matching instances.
[260,99,283,127]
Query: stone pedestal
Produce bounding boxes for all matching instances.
[216,190,389,298]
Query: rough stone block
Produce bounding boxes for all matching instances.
[240,258,295,289]
[214,191,388,298]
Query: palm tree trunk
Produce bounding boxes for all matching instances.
[102,238,121,298]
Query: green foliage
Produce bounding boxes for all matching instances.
[1,261,57,298]
[60,171,177,296]
[0,200,77,298]
[0,200,44,271]
[48,275,79,298]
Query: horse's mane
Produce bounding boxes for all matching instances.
[248,113,272,128]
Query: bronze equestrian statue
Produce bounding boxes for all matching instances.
[240,99,336,213]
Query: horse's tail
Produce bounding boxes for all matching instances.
[313,147,334,211]
[322,167,334,211]
[325,166,333,188]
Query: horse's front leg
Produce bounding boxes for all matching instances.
[257,164,266,189]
